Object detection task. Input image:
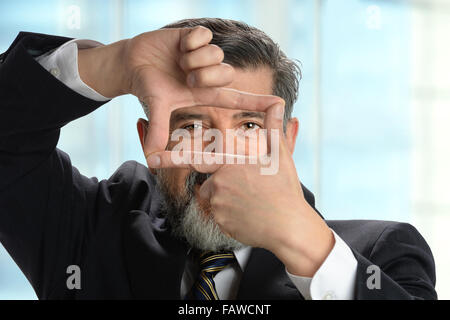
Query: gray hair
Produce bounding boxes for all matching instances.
[156,169,244,252]
[163,18,302,130]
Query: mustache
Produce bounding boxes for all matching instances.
[186,171,212,195]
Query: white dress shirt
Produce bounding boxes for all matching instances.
[35,39,359,300]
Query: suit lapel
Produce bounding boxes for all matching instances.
[237,247,304,300]
[123,209,189,299]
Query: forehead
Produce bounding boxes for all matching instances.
[224,66,273,94]
[171,67,273,121]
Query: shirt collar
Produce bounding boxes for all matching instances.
[233,246,252,272]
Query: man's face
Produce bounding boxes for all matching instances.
[138,67,297,251]
[163,67,274,204]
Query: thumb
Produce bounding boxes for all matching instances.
[264,101,286,154]
[143,100,171,160]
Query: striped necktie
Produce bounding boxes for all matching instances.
[188,251,236,300]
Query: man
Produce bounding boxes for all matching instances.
[0,18,436,300]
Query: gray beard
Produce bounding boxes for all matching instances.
[155,169,244,252]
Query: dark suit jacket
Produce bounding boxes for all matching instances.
[0,32,437,300]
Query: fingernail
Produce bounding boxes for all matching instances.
[274,103,284,120]
[148,154,161,167]
[187,73,196,87]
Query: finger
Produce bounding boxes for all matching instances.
[197,164,234,201]
[179,44,224,73]
[187,63,234,88]
[198,172,215,200]
[143,103,171,157]
[185,87,284,113]
[179,26,213,52]
[142,93,281,156]
[146,150,257,170]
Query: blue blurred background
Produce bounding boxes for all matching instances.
[1,0,450,299]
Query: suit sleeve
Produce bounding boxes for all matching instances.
[35,38,110,102]
[0,32,109,298]
[353,222,437,300]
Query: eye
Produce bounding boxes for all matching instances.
[240,122,262,131]
[182,123,203,131]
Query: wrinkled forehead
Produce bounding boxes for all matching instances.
[223,66,274,94]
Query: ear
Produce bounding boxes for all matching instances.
[137,118,157,175]
[137,118,148,150]
[284,118,299,155]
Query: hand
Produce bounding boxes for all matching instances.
[195,103,334,277]
[78,27,282,164]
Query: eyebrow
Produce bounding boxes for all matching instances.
[232,111,265,120]
[170,113,210,127]
[170,111,265,127]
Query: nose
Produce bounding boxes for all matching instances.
[199,127,266,163]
